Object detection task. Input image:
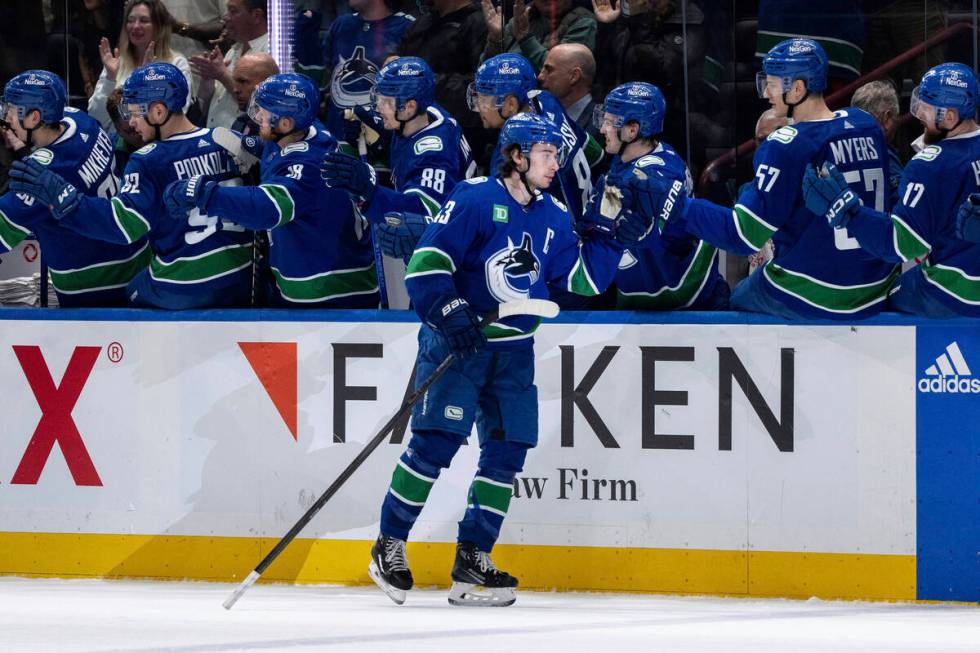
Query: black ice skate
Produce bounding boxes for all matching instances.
[368,534,413,605]
[448,541,518,607]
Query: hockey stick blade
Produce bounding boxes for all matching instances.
[212,127,259,173]
[222,299,559,609]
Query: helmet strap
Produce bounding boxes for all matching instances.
[616,126,638,157]
[396,102,421,137]
[146,107,172,142]
[516,155,535,207]
[782,82,810,120]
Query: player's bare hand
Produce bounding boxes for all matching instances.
[513,0,532,41]
[1,123,26,152]
[99,37,121,81]
[591,0,621,23]
[481,0,504,42]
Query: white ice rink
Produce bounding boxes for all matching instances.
[0,578,977,653]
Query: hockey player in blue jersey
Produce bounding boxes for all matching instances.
[367,113,650,607]
[321,56,475,259]
[164,73,380,308]
[468,53,603,219]
[658,39,897,320]
[9,63,253,310]
[589,81,729,310]
[802,63,980,317]
[0,71,150,307]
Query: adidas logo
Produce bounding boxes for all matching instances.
[917,341,980,393]
[198,139,209,148]
[81,133,90,142]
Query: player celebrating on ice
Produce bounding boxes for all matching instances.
[9,63,254,309]
[0,70,150,306]
[656,39,897,320]
[801,62,980,317]
[368,112,648,607]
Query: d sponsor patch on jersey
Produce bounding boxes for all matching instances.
[492,204,509,223]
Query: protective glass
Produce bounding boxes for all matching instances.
[119,101,149,121]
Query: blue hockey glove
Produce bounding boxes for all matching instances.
[955,193,980,243]
[802,163,859,228]
[321,150,378,203]
[8,158,80,219]
[164,176,217,217]
[375,212,427,260]
[425,295,487,358]
[616,208,654,247]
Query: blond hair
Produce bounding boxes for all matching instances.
[117,0,177,81]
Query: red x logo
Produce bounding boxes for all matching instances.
[11,346,102,486]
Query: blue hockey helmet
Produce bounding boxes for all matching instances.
[373,57,435,114]
[121,63,188,120]
[467,54,537,112]
[911,62,978,129]
[499,112,568,166]
[593,82,666,138]
[757,38,829,97]
[248,73,319,132]
[1,70,67,125]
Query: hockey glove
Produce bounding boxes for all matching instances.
[955,193,980,243]
[376,212,427,260]
[802,163,859,228]
[164,176,218,217]
[321,150,378,203]
[425,295,487,358]
[575,185,619,240]
[616,208,654,247]
[8,158,80,219]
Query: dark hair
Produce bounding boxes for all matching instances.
[106,87,125,123]
[497,143,524,178]
[240,0,268,15]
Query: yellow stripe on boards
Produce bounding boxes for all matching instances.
[0,533,915,601]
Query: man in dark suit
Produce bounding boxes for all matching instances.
[536,43,598,139]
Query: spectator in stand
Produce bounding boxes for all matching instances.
[162,0,226,60]
[536,43,599,138]
[851,80,903,207]
[481,0,597,72]
[294,0,414,145]
[87,0,193,131]
[190,0,269,130]
[230,52,280,135]
[397,0,489,165]
[105,87,145,177]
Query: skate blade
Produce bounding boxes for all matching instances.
[368,560,407,605]
[448,582,516,607]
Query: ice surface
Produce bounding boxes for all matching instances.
[0,577,976,653]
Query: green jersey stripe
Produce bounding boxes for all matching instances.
[111,197,151,243]
[49,244,152,294]
[567,252,600,296]
[407,247,455,276]
[763,262,900,313]
[0,209,30,251]
[484,318,541,341]
[405,188,441,217]
[922,261,980,304]
[733,204,777,251]
[149,243,253,284]
[259,184,295,228]
[272,264,378,303]
[617,242,718,310]
[891,214,931,262]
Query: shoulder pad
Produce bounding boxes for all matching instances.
[912,145,942,162]
[634,155,666,170]
[134,143,157,156]
[414,135,443,155]
[28,148,55,166]
[767,125,798,144]
[282,142,310,156]
[463,176,488,185]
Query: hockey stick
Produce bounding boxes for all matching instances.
[212,127,259,174]
[222,298,560,609]
[358,128,390,310]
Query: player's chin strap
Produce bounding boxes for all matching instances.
[616,127,638,157]
[272,119,305,146]
[782,83,810,120]
[395,102,425,137]
[935,108,963,138]
[146,108,173,142]
[515,156,536,208]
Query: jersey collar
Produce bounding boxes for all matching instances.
[52,116,78,145]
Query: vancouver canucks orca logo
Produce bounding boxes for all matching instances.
[330,46,379,109]
[485,233,541,302]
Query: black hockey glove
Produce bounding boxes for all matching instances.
[426,295,487,358]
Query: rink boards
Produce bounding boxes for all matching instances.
[0,309,975,602]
